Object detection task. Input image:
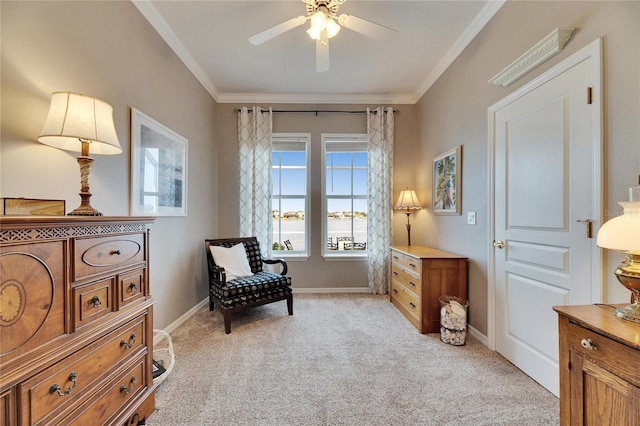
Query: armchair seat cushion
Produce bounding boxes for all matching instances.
[213,271,292,309]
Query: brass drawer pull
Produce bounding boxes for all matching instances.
[392,289,398,294]
[128,282,138,293]
[409,263,416,268]
[581,338,597,351]
[91,295,102,308]
[392,271,398,276]
[409,281,416,287]
[409,302,416,309]
[393,255,399,260]
[120,332,137,349]
[49,372,77,396]
[120,376,136,394]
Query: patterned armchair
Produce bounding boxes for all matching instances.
[205,237,293,334]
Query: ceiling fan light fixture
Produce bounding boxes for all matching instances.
[310,10,327,31]
[325,18,340,38]
[307,26,322,40]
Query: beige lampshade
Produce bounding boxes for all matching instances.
[395,189,422,210]
[38,92,122,155]
[596,201,640,254]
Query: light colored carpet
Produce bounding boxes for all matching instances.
[147,294,559,425]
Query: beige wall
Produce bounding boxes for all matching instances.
[0,1,218,329]
[415,1,640,334]
[216,103,417,290]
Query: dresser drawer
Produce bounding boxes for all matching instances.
[63,355,147,426]
[390,280,420,321]
[73,277,115,329]
[18,313,148,425]
[73,234,145,281]
[118,269,146,309]
[567,320,640,386]
[391,264,421,295]
[391,250,421,273]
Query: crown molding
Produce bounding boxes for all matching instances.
[216,92,415,105]
[489,27,575,87]
[131,0,221,100]
[412,0,506,103]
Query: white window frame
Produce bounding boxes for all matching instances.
[322,133,369,259]
[272,133,310,259]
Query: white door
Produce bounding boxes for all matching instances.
[489,40,602,396]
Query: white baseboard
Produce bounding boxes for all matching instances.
[154,297,208,345]
[292,287,370,294]
[468,324,489,347]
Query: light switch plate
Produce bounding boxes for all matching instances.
[467,211,477,225]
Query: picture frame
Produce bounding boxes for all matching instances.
[130,108,187,216]
[432,145,461,215]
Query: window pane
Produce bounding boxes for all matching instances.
[353,152,367,167]
[280,169,306,195]
[272,171,281,195]
[326,169,352,195]
[274,199,305,252]
[353,169,367,195]
[327,152,352,167]
[280,151,306,166]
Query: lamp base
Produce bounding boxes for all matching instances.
[613,303,640,323]
[612,254,640,323]
[67,154,103,216]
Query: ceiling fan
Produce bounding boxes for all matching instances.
[248,0,397,73]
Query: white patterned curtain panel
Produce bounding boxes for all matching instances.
[367,107,394,294]
[237,107,273,257]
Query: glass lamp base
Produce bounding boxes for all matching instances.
[613,303,640,323]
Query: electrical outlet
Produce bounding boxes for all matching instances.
[467,211,477,225]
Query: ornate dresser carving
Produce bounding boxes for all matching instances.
[0,216,155,425]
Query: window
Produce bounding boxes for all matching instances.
[322,134,368,257]
[272,134,310,256]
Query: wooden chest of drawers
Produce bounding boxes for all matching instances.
[0,216,155,425]
[390,246,467,333]
[554,304,640,426]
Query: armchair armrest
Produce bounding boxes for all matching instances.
[263,258,288,275]
[209,264,228,285]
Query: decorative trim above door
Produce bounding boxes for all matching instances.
[489,27,575,87]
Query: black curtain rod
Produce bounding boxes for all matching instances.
[234,108,398,115]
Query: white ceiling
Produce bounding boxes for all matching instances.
[133,0,505,104]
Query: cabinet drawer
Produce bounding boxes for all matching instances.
[390,280,420,320]
[18,313,148,425]
[73,278,115,329]
[567,321,640,386]
[119,269,146,308]
[63,356,147,426]
[73,234,145,280]
[391,251,421,273]
[391,264,421,295]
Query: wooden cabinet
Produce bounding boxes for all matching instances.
[554,304,640,426]
[0,216,155,425]
[390,246,467,333]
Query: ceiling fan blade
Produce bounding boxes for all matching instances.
[249,15,307,46]
[338,14,397,41]
[316,38,330,73]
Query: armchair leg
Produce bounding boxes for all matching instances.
[222,310,232,334]
[287,294,293,316]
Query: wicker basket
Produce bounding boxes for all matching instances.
[152,329,175,386]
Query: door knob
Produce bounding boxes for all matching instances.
[493,240,504,249]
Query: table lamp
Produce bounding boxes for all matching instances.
[395,188,422,246]
[38,92,122,216]
[596,187,640,323]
